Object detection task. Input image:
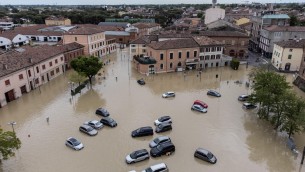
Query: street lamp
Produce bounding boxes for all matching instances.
[7,121,16,133]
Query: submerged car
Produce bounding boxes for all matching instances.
[142,163,169,172]
[155,123,172,133]
[238,95,249,101]
[65,137,84,150]
[207,90,221,97]
[84,120,103,129]
[162,92,175,98]
[194,148,217,164]
[191,104,207,113]
[243,102,257,109]
[131,126,153,137]
[154,116,172,126]
[100,117,117,127]
[137,79,145,85]
[95,108,110,117]
[125,149,149,164]
[79,124,98,136]
[149,136,172,148]
[193,100,208,108]
[150,142,175,157]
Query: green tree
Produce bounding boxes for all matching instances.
[0,128,21,161]
[69,71,87,86]
[290,15,299,26]
[281,94,305,138]
[249,69,290,121]
[70,56,103,85]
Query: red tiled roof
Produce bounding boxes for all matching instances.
[274,39,305,48]
[192,36,223,46]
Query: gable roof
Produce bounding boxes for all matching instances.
[192,36,223,46]
[264,25,305,32]
[200,31,249,37]
[274,39,305,48]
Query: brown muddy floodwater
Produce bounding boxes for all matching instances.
[1,49,305,172]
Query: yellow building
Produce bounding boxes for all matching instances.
[45,16,71,26]
[234,17,250,26]
[272,39,305,72]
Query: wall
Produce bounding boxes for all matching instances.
[64,34,90,55]
[205,8,225,25]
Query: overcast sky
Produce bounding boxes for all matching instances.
[0,0,303,5]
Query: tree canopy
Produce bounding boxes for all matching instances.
[0,128,21,161]
[70,56,103,85]
[249,68,305,137]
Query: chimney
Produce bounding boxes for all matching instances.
[3,64,7,70]
[29,58,32,63]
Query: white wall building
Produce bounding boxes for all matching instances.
[204,7,225,25]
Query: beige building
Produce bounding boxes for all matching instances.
[234,17,250,26]
[134,38,200,74]
[271,39,305,72]
[0,43,84,108]
[45,16,71,26]
[63,25,116,57]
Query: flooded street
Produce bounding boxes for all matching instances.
[1,49,305,172]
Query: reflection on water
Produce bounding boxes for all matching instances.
[0,49,304,172]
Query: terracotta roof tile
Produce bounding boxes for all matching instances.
[274,39,305,48]
[200,31,249,37]
[192,36,223,46]
[264,26,305,32]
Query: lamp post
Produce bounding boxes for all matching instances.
[7,121,16,133]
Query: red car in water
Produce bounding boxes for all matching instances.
[193,100,208,108]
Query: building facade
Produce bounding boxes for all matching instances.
[260,26,305,58]
[204,8,225,25]
[271,39,305,72]
[45,16,71,26]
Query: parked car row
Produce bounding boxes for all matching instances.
[65,107,117,151]
[237,94,257,110]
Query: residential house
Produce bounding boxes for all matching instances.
[0,45,65,108]
[129,35,158,57]
[192,36,229,69]
[132,23,161,37]
[249,14,290,53]
[63,25,116,57]
[45,16,71,26]
[200,31,249,59]
[271,39,305,72]
[0,22,14,30]
[0,32,30,50]
[260,26,305,58]
[137,38,200,74]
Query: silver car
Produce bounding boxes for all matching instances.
[79,124,98,136]
[142,163,169,172]
[125,149,149,164]
[162,92,175,98]
[191,104,207,113]
[149,136,171,148]
[65,137,84,150]
[84,120,103,129]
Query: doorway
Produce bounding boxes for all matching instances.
[285,63,291,71]
[5,89,15,103]
[20,85,27,94]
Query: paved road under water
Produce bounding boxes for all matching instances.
[1,49,305,172]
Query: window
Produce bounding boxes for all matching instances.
[206,48,210,52]
[35,78,39,84]
[200,56,204,60]
[55,59,58,64]
[142,45,146,47]
[160,64,163,69]
[36,66,39,73]
[131,49,136,53]
[142,49,146,53]
[42,64,46,70]
[217,47,221,51]
[49,61,52,67]
[61,57,63,61]
[75,37,77,41]
[288,55,292,59]
[216,55,221,59]
[170,63,173,69]
[160,53,164,60]
[28,70,31,77]
[211,55,215,59]
[5,79,10,86]
[50,71,54,76]
[211,47,215,52]
[194,51,197,57]
[186,51,190,58]
[56,68,60,73]
[205,55,210,60]
[178,52,182,58]
[19,74,23,80]
[170,53,173,59]
[289,49,293,52]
